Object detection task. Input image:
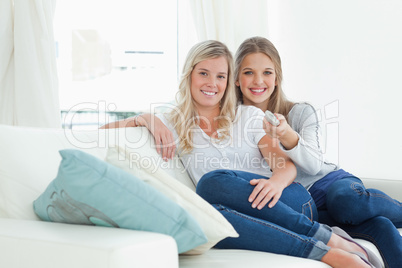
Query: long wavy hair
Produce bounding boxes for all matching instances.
[234,36,294,118]
[169,40,237,154]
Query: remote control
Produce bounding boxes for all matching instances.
[264,110,280,126]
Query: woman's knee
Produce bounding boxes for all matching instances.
[198,170,230,192]
[326,179,367,224]
[196,169,239,201]
[327,178,365,204]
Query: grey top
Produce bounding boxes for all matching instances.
[279,103,338,189]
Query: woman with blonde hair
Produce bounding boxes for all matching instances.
[102,40,374,267]
[166,38,236,155]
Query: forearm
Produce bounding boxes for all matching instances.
[270,159,297,189]
[258,135,297,185]
[281,103,325,175]
[99,117,136,129]
[100,114,152,129]
[278,125,299,150]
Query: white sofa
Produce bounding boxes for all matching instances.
[0,124,400,268]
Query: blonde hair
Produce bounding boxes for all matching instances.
[169,40,237,154]
[235,36,294,118]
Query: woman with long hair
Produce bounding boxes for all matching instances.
[102,40,375,267]
[222,36,401,267]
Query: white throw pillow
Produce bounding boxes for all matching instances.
[105,146,239,255]
[0,125,186,220]
[0,124,108,220]
[113,127,196,191]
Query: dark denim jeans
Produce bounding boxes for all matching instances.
[321,177,402,268]
[196,169,331,261]
[326,177,402,227]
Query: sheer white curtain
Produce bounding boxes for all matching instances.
[0,0,60,128]
[189,0,269,53]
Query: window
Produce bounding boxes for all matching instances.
[55,0,183,129]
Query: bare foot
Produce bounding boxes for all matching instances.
[327,233,368,259]
[321,248,371,268]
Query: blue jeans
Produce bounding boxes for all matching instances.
[321,177,402,268]
[326,177,402,227]
[196,169,331,261]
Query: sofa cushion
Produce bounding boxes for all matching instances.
[179,238,389,268]
[0,125,195,221]
[0,218,179,268]
[0,124,108,220]
[106,146,239,255]
[33,149,207,253]
[179,248,332,268]
[116,127,196,191]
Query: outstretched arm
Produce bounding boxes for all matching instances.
[265,105,325,175]
[100,114,176,160]
[265,113,299,150]
[100,115,140,129]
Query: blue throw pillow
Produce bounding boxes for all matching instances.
[33,149,207,253]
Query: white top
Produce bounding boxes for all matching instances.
[157,105,271,185]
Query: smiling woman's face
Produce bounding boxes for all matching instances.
[237,52,277,110]
[190,56,228,111]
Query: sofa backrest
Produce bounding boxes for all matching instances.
[0,124,193,220]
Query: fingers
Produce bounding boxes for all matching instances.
[161,134,176,161]
[249,179,273,209]
[275,113,285,122]
[248,179,260,204]
[154,132,176,161]
[145,114,176,161]
[263,118,278,138]
[268,193,281,208]
[249,179,282,209]
[253,188,275,210]
[264,113,289,139]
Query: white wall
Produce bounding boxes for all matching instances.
[266,0,402,180]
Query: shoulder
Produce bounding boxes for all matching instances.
[289,102,318,120]
[235,105,265,130]
[289,102,317,116]
[238,105,264,117]
[288,103,320,129]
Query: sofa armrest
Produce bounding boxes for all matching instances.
[0,218,178,268]
[362,177,402,200]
